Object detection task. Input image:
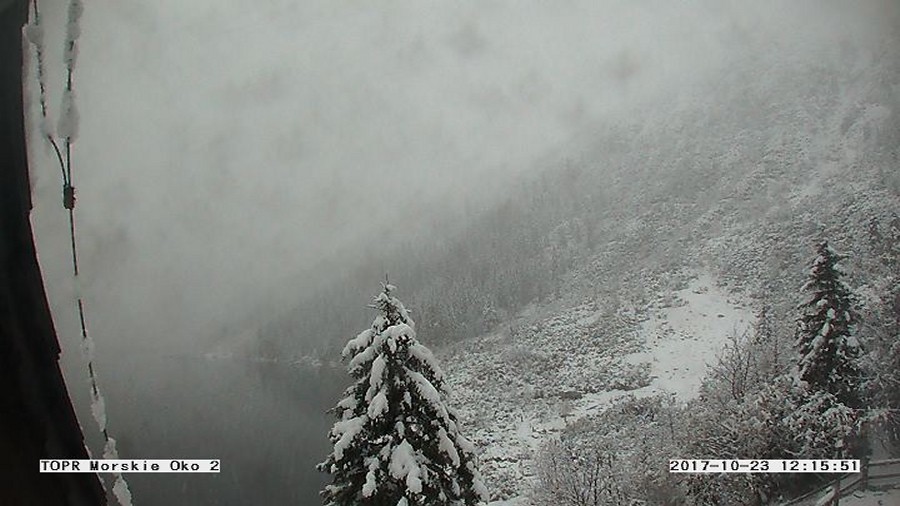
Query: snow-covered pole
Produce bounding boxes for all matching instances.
[25,1,133,504]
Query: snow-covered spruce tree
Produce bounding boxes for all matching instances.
[318,283,488,506]
[795,241,863,410]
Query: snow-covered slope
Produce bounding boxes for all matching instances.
[628,273,752,400]
[839,486,900,506]
[442,272,753,503]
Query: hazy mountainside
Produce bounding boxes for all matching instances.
[197,13,900,506]
[299,34,898,503]
[222,32,899,363]
[440,273,755,501]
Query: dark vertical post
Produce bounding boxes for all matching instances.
[0,0,106,504]
[860,456,869,491]
[832,474,841,505]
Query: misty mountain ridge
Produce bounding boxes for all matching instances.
[196,30,900,504]
[212,31,899,366]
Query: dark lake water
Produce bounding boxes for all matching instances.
[101,353,346,505]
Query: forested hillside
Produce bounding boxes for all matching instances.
[232,31,899,365]
[269,29,900,503]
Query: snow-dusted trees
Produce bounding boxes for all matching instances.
[535,395,682,506]
[319,284,488,506]
[795,241,863,410]
[876,280,900,444]
[864,214,900,444]
[536,436,631,506]
[675,245,872,503]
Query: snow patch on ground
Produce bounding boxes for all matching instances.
[627,273,752,400]
[839,486,900,506]
[488,497,529,506]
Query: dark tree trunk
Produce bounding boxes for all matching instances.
[0,1,106,504]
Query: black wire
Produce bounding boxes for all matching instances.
[29,0,67,185]
[68,209,78,276]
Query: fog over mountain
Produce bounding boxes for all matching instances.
[21,1,899,504]
[28,0,894,355]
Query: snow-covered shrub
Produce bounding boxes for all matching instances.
[785,384,866,459]
[867,283,900,445]
[678,388,788,505]
[859,216,900,446]
[706,328,760,404]
[609,362,652,391]
[535,436,634,506]
[703,305,789,406]
[534,395,680,506]
[500,345,548,371]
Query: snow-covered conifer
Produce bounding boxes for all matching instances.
[795,241,863,409]
[319,283,488,506]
